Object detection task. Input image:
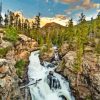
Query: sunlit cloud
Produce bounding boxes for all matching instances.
[64,0,100,16]
[81,0,100,10]
[65,11,71,15]
[53,0,79,4]
[97,9,100,13]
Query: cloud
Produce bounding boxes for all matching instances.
[55,14,68,19]
[81,0,100,10]
[97,9,100,13]
[53,0,79,4]
[75,13,81,17]
[93,3,100,9]
[64,10,72,15]
[86,13,98,20]
[81,0,93,9]
[64,0,100,16]
[41,16,70,27]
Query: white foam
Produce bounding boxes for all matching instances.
[28,50,75,100]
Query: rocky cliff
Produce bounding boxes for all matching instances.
[0,30,38,100]
[56,46,100,100]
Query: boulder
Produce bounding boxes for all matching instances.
[17,50,30,61]
[0,59,23,99]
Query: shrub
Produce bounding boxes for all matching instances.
[5,26,18,43]
[0,47,9,58]
[95,40,100,54]
[15,59,26,78]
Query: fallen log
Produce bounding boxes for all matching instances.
[20,79,42,89]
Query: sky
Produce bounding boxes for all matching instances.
[1,0,100,20]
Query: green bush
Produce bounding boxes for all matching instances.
[95,41,100,54]
[0,47,9,58]
[73,63,82,73]
[85,96,92,100]
[15,59,26,78]
[5,26,18,43]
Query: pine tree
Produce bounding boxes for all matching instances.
[0,0,3,26]
[68,18,73,27]
[79,13,86,23]
[94,12,100,38]
[34,13,41,29]
[18,18,21,30]
[15,14,20,28]
[21,18,24,30]
[32,21,35,29]
[0,13,3,26]
[24,19,28,29]
[27,20,30,30]
[4,14,9,26]
[46,33,52,49]
[66,18,75,49]
[97,12,100,19]
[9,11,15,26]
[95,40,100,65]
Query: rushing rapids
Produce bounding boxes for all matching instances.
[27,49,75,100]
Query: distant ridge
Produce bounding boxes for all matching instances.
[41,22,65,29]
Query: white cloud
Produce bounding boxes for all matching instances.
[64,0,100,15]
[53,0,79,4]
[97,9,100,13]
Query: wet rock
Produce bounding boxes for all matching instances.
[47,72,61,89]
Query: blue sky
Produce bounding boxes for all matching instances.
[1,0,100,19]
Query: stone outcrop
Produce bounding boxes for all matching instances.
[56,51,100,100]
[40,47,54,62]
[0,32,38,100]
[14,34,38,61]
[0,59,23,100]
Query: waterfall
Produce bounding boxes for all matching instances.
[27,50,75,100]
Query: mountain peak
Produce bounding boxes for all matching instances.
[41,22,65,29]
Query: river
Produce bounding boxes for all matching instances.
[27,50,75,100]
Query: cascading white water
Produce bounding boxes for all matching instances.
[28,50,75,100]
